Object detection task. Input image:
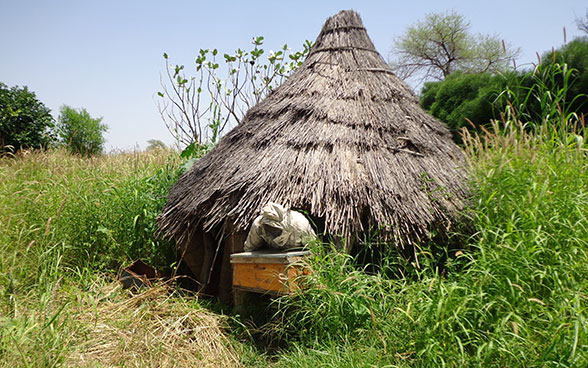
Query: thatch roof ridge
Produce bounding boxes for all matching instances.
[158,10,468,248]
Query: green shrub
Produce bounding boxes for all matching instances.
[56,105,108,156]
[0,82,55,152]
[421,39,588,145]
[420,71,511,143]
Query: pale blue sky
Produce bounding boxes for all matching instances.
[1,0,586,150]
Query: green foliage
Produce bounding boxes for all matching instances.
[0,149,182,283]
[0,82,55,152]
[158,37,312,147]
[56,105,108,156]
[498,62,587,133]
[421,46,588,143]
[390,11,519,83]
[177,141,213,174]
[0,149,246,367]
[540,37,588,117]
[420,71,511,142]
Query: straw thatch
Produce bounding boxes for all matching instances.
[158,10,468,254]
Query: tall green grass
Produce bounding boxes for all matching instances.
[269,126,587,366]
[0,148,190,367]
[0,149,181,277]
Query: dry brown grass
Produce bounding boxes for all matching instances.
[66,280,243,368]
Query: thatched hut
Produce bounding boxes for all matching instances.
[157,10,468,301]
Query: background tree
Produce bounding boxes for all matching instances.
[576,9,588,34]
[57,105,108,156]
[0,82,55,152]
[146,139,167,150]
[389,11,519,84]
[157,37,311,149]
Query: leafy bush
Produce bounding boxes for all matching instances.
[420,71,510,142]
[421,39,588,144]
[0,82,55,152]
[56,105,108,156]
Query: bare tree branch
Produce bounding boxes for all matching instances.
[577,10,588,34]
[156,39,311,148]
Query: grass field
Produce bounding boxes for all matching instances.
[1,112,587,366]
[0,149,255,367]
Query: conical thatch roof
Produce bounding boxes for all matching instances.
[158,10,468,249]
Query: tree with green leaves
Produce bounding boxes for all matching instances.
[157,36,311,148]
[0,82,55,152]
[389,11,519,84]
[56,105,108,156]
[146,139,167,150]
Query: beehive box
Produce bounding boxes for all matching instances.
[230,250,311,294]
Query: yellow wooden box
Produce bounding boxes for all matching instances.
[230,250,311,294]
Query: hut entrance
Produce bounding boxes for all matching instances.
[177,224,247,303]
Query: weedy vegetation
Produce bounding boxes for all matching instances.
[0,149,252,367]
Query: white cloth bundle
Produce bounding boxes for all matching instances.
[243,202,316,251]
